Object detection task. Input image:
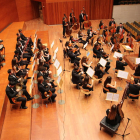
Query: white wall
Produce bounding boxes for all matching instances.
[112,4,140,24]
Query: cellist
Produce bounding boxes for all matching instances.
[126,32,134,49]
[103,26,110,44]
[109,18,116,27]
[116,23,125,43]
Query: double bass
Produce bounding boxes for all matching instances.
[71,9,79,30]
[64,14,72,36]
[83,7,91,28]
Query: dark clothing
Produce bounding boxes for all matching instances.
[106,109,121,125]
[116,26,124,34]
[93,47,102,58]
[86,29,96,45]
[127,83,140,99]
[82,64,88,73]
[83,84,93,91]
[94,68,104,79]
[134,67,140,76]
[99,22,103,29]
[79,13,84,29]
[109,21,116,26]
[78,34,87,46]
[103,84,117,93]
[63,20,66,36]
[116,60,128,70]
[72,69,83,84]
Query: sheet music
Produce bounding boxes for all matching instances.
[54,59,60,69]
[136,58,140,64]
[54,47,58,54]
[83,42,88,49]
[98,57,107,67]
[86,67,95,78]
[53,53,56,60]
[106,92,113,101]
[57,76,61,84]
[117,70,128,79]
[57,66,62,76]
[86,51,90,57]
[112,94,119,102]
[51,41,54,48]
[125,45,131,49]
[113,51,123,58]
[110,44,114,51]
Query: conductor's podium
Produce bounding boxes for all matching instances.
[100,116,120,137]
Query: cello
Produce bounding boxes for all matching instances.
[64,14,72,36]
[71,9,79,30]
[82,7,91,28]
[128,35,134,49]
[112,34,120,52]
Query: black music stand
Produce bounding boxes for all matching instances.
[115,118,130,140]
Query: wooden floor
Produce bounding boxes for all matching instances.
[0,18,140,140]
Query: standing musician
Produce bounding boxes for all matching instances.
[99,20,104,29]
[78,30,87,48]
[115,57,128,71]
[116,23,125,43]
[126,32,134,49]
[62,16,67,38]
[109,18,116,27]
[86,26,97,46]
[79,10,85,30]
[110,33,121,52]
[103,26,110,44]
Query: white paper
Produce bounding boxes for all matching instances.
[113,51,123,58]
[54,59,60,69]
[106,92,113,101]
[136,58,140,64]
[83,42,88,49]
[57,76,61,84]
[86,51,90,57]
[54,47,58,54]
[110,44,114,51]
[125,45,131,49]
[51,41,54,48]
[86,67,95,78]
[53,53,56,60]
[117,70,128,79]
[98,57,107,67]
[57,66,62,76]
[32,61,35,71]
[112,94,119,102]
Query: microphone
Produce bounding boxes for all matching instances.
[127,118,131,120]
[59,38,62,43]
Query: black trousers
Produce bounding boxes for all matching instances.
[74,57,81,67]
[63,27,66,36]
[86,36,93,45]
[49,93,57,101]
[105,62,110,72]
[80,22,84,30]
[79,39,87,46]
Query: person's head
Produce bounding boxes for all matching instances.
[90,26,92,30]
[74,66,79,72]
[111,18,114,21]
[94,43,99,50]
[96,63,101,70]
[37,76,44,84]
[104,76,112,87]
[81,56,88,64]
[97,37,101,42]
[108,104,117,120]
[16,33,20,37]
[120,23,122,27]
[70,36,73,40]
[37,38,41,44]
[37,52,41,58]
[7,69,12,74]
[83,76,89,85]
[18,29,22,33]
[104,26,108,30]
[134,78,139,84]
[14,50,19,55]
[9,81,16,88]
[119,57,122,61]
[38,66,46,72]
[65,41,70,47]
[100,20,103,24]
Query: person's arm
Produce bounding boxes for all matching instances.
[106,109,110,116]
[82,62,90,68]
[86,84,92,88]
[106,83,116,89]
[6,89,18,98]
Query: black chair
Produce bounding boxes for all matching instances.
[100,116,120,137]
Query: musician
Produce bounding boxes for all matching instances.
[102,26,110,44]
[6,81,34,109]
[37,76,57,101]
[62,17,67,38]
[79,10,84,30]
[115,57,128,71]
[110,33,121,52]
[134,63,140,76]
[104,76,117,93]
[72,66,84,89]
[86,26,97,46]
[126,79,140,100]
[82,76,93,96]
[81,56,92,73]
[78,30,87,47]
[126,32,134,48]
[106,104,121,125]
[116,23,125,43]
[67,47,81,67]
[109,18,116,27]
[99,20,104,29]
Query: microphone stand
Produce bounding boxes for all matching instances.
[115,118,130,140]
[59,39,70,75]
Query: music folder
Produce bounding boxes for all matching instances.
[86,67,95,78]
[135,58,140,64]
[51,41,54,48]
[117,70,128,79]
[106,92,119,102]
[54,59,60,69]
[57,66,62,76]
[98,57,107,67]
[113,51,123,58]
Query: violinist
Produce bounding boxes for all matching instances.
[126,32,134,49]
[106,104,121,126]
[110,33,121,52]
[116,23,125,43]
[62,16,67,38]
[115,57,128,71]
[69,37,80,53]
[109,18,116,27]
[78,30,87,48]
[81,56,92,73]
[99,20,104,29]
[79,10,85,30]
[86,26,97,46]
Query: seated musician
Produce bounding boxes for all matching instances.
[81,56,92,73]
[126,79,140,100]
[102,26,110,44]
[109,18,116,27]
[68,47,81,67]
[99,20,104,29]
[104,76,117,93]
[16,33,25,47]
[18,29,33,47]
[134,63,140,76]
[86,26,97,46]
[78,30,87,48]
[106,104,121,125]
[110,33,121,52]
[115,57,128,71]
[82,76,93,96]
[116,23,125,43]
[72,66,84,89]
[94,63,104,81]
[126,32,134,49]
[37,76,57,102]
[6,81,34,109]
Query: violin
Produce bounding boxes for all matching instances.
[82,7,91,28]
